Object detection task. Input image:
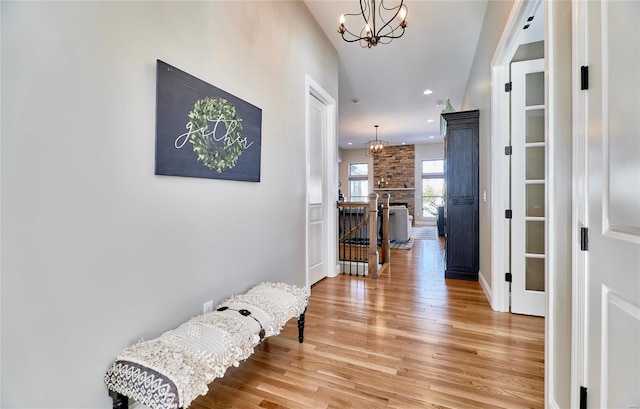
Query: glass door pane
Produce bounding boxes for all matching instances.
[526,71,545,106]
[422,178,444,217]
[525,257,545,291]
[526,109,545,143]
[526,220,545,254]
[526,184,545,217]
[526,146,545,180]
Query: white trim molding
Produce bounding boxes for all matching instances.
[478,270,492,306]
[489,0,543,313]
[571,0,588,407]
[600,286,640,409]
[304,75,338,292]
[599,0,640,245]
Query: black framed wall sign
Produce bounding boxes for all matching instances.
[155,60,262,182]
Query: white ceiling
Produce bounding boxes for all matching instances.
[303,0,490,149]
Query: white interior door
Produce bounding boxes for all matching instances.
[579,1,640,407]
[511,58,547,317]
[308,94,327,285]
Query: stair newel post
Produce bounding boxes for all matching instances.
[381,193,390,265]
[368,192,380,278]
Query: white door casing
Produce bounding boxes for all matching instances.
[305,75,338,291]
[308,94,327,286]
[490,0,544,314]
[573,1,640,407]
[494,1,573,406]
[511,58,547,317]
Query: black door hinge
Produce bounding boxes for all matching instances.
[579,386,587,409]
[581,227,589,251]
[505,209,513,219]
[581,66,589,90]
[505,272,512,282]
[505,82,512,92]
[505,145,513,155]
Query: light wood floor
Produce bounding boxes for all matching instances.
[193,233,544,409]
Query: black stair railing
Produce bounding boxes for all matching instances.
[337,193,390,278]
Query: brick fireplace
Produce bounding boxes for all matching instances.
[373,145,416,223]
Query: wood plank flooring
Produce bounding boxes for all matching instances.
[192,232,544,408]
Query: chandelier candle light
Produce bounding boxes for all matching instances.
[338,0,408,48]
[365,125,388,157]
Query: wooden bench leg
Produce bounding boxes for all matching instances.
[109,390,128,409]
[297,309,306,343]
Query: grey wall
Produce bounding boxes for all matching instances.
[462,0,515,288]
[0,1,338,407]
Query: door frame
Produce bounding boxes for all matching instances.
[489,0,542,313]
[571,1,588,406]
[491,1,566,408]
[305,75,338,292]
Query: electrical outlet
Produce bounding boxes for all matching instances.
[203,300,214,314]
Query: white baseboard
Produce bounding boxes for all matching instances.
[478,270,493,307]
[332,264,340,277]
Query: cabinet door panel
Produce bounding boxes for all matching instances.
[446,205,479,272]
[443,110,479,280]
[447,127,476,199]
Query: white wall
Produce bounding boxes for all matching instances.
[0,2,338,408]
[462,0,515,288]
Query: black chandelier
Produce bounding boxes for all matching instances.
[338,0,408,48]
[365,125,388,157]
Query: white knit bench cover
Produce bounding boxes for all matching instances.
[104,282,308,409]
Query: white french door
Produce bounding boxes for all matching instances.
[575,1,640,407]
[308,94,328,285]
[510,58,547,317]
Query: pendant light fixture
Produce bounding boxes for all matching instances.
[338,0,408,48]
[365,125,388,157]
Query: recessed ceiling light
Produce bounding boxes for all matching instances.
[348,142,353,145]
[429,135,435,139]
[427,119,434,123]
[423,89,433,95]
[402,142,406,145]
[351,98,360,104]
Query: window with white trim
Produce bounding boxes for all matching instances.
[422,159,445,217]
[348,163,369,202]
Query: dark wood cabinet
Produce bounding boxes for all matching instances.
[441,110,479,280]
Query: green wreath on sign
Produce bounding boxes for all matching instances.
[187,97,244,173]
